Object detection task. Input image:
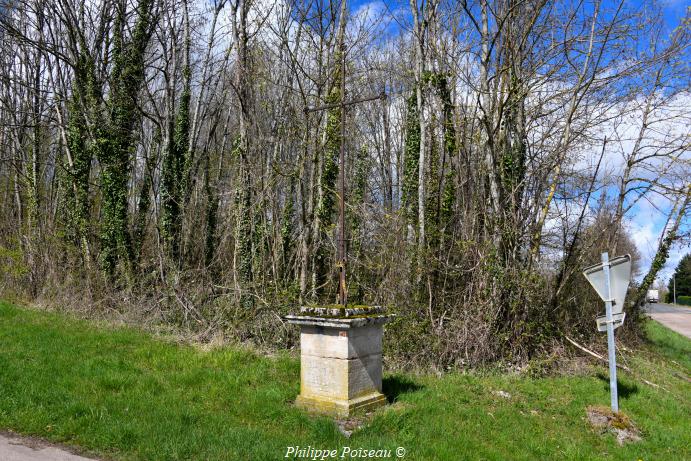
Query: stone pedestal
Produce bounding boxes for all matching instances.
[285,306,393,417]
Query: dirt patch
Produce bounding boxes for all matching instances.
[491,390,512,399]
[336,416,367,438]
[335,402,406,438]
[586,406,642,445]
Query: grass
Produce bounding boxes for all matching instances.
[0,300,689,460]
[643,319,691,369]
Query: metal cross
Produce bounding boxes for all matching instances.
[304,42,386,306]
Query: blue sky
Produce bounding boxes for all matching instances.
[657,0,690,30]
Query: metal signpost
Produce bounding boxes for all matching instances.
[583,252,631,413]
[673,274,677,305]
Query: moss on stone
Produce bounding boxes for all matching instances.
[298,304,385,319]
[315,304,375,310]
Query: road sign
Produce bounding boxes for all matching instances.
[583,252,628,413]
[583,254,631,314]
[596,312,625,332]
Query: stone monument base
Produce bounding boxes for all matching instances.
[295,393,387,418]
[285,306,393,417]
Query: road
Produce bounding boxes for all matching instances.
[0,432,96,461]
[646,302,691,339]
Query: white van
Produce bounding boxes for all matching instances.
[646,289,659,303]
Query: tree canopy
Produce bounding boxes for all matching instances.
[668,254,691,301]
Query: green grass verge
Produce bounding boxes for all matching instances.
[643,319,691,369]
[0,301,689,460]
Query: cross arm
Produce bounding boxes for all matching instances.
[304,91,386,114]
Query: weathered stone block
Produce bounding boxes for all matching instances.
[285,310,393,417]
[300,324,382,359]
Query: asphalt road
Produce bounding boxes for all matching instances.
[646,302,691,339]
[0,432,96,461]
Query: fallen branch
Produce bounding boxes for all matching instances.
[563,334,669,391]
[564,335,631,372]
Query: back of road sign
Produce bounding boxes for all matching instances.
[583,254,632,314]
[596,312,626,332]
[584,252,623,413]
